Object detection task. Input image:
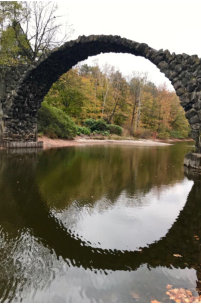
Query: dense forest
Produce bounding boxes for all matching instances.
[40,64,190,139]
[0,1,190,140]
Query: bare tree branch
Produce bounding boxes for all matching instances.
[0,1,74,63]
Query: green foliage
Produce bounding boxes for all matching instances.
[158,131,170,139]
[76,126,90,136]
[169,130,189,139]
[107,124,122,135]
[0,23,32,64]
[44,69,90,123]
[83,118,122,135]
[84,118,108,132]
[0,2,33,64]
[38,102,77,139]
[83,118,96,129]
[0,1,71,64]
[92,130,110,136]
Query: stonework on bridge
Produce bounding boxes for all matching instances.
[1,35,201,155]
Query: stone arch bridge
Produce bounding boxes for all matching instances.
[0,35,201,153]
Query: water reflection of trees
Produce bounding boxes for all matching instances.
[0,144,199,302]
[36,144,191,209]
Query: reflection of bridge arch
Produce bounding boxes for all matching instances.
[0,153,200,275]
[1,35,201,151]
[24,182,201,272]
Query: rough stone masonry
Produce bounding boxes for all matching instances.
[1,35,201,155]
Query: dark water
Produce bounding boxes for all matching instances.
[0,142,201,302]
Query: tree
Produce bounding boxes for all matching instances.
[0,1,31,64]
[0,1,25,31]
[0,1,73,64]
[106,70,129,125]
[44,68,88,122]
[129,73,147,135]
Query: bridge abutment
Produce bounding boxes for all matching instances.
[1,116,43,148]
[0,65,43,148]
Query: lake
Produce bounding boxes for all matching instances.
[0,142,200,302]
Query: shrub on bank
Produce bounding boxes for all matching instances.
[84,118,122,135]
[169,130,189,139]
[38,111,123,139]
[84,118,108,132]
[107,124,122,135]
[38,102,77,139]
[76,126,91,136]
[92,130,110,136]
[158,131,170,139]
[83,118,96,130]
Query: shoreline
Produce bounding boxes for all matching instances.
[39,136,193,149]
[0,137,193,150]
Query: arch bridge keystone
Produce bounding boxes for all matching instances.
[0,35,201,167]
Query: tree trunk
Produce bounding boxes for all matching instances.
[101,80,109,117]
[108,100,118,124]
[134,87,141,132]
[130,92,137,135]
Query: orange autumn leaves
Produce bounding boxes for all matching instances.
[151,285,201,303]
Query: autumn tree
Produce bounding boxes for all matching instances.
[106,69,129,125]
[129,73,147,135]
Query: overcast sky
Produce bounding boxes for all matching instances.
[56,0,201,89]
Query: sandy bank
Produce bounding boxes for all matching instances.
[39,136,172,149]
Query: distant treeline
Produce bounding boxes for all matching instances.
[39,64,190,139]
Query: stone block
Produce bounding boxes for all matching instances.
[189,115,200,124]
[184,153,201,170]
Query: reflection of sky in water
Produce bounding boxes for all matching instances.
[20,261,197,303]
[54,178,193,250]
[5,228,197,303]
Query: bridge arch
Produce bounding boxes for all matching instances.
[1,35,201,151]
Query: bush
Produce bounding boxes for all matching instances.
[84,119,123,136]
[169,130,188,139]
[38,102,77,139]
[92,130,110,136]
[107,124,122,135]
[84,118,96,129]
[84,118,108,132]
[76,126,91,136]
[158,131,170,139]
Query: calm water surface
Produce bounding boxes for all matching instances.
[0,142,200,302]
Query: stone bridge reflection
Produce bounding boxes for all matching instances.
[0,151,200,295]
